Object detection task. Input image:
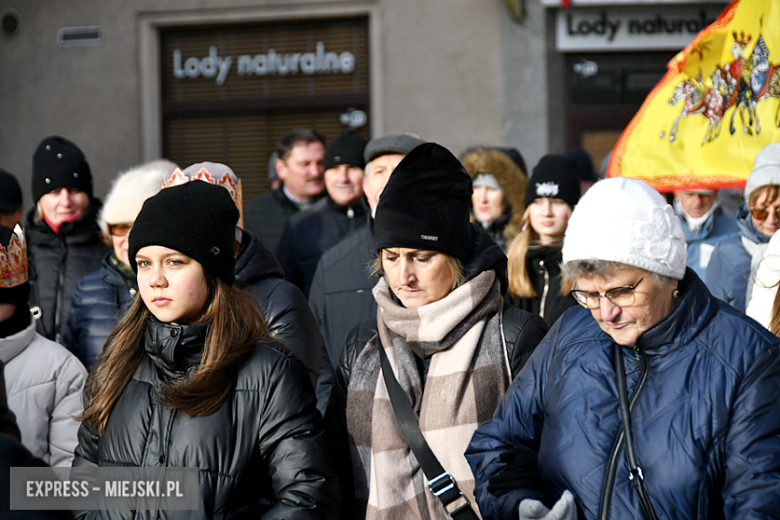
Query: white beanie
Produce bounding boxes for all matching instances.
[745,143,780,203]
[562,177,687,280]
[99,164,169,235]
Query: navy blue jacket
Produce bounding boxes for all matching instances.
[705,204,770,312]
[466,269,780,520]
[276,197,367,296]
[64,253,136,368]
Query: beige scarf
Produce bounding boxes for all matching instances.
[346,270,510,520]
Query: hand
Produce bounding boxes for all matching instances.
[487,450,545,497]
[518,490,577,520]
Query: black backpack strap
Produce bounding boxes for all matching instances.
[377,346,480,520]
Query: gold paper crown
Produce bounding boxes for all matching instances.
[0,230,28,289]
[163,168,244,229]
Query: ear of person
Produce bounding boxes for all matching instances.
[518,490,577,520]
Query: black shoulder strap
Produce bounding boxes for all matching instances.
[377,346,480,520]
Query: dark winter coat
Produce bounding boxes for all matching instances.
[276,196,368,296]
[235,230,323,387]
[63,253,136,368]
[324,225,549,520]
[466,269,780,520]
[705,204,770,312]
[309,223,378,413]
[244,188,321,254]
[505,244,577,327]
[26,204,110,343]
[73,317,340,520]
[477,211,513,252]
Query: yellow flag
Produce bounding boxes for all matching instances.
[608,0,780,192]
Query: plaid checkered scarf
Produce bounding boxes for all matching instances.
[346,270,510,520]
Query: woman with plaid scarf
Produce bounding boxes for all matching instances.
[324,143,548,520]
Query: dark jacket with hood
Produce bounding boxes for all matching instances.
[466,269,780,520]
[705,204,770,312]
[26,203,110,343]
[276,196,368,296]
[309,221,378,414]
[506,244,577,327]
[73,317,340,520]
[324,224,549,519]
[64,252,136,368]
[235,230,323,387]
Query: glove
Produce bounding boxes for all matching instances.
[518,490,577,520]
[487,450,546,497]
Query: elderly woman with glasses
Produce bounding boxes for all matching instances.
[705,143,780,312]
[465,177,780,520]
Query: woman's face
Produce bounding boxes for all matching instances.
[528,197,570,245]
[39,188,89,226]
[574,265,676,347]
[136,245,209,325]
[472,186,508,223]
[381,248,453,308]
[751,191,780,237]
[108,224,132,268]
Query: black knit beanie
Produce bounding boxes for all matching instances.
[32,136,93,202]
[0,226,30,305]
[322,129,368,171]
[128,182,239,284]
[374,142,473,262]
[524,155,581,208]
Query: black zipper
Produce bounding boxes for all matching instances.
[598,345,651,520]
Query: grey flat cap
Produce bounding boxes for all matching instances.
[364,133,425,163]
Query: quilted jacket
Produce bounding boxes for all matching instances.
[466,269,780,520]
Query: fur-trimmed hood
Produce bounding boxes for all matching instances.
[461,147,527,243]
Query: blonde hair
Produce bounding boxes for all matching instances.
[370,252,466,292]
[506,206,573,298]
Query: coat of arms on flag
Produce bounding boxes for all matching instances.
[608,0,780,192]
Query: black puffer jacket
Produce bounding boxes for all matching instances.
[324,224,549,519]
[235,230,323,387]
[63,253,136,368]
[26,203,110,343]
[505,244,577,327]
[73,317,340,520]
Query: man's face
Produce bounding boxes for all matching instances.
[276,141,325,200]
[363,153,406,212]
[324,164,364,206]
[674,190,717,218]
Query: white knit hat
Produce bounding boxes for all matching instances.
[562,177,687,280]
[99,163,171,234]
[745,143,780,203]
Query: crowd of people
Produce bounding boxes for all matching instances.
[0,129,778,520]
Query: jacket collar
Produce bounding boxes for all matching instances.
[736,203,771,245]
[325,194,368,218]
[144,316,208,382]
[234,230,284,287]
[0,313,35,364]
[634,268,718,356]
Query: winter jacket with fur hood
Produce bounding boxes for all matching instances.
[73,317,339,520]
[0,310,87,467]
[26,203,110,343]
[461,148,528,251]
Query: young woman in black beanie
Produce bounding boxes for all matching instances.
[324,143,547,520]
[25,136,109,343]
[505,155,581,327]
[74,181,339,519]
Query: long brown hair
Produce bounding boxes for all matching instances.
[81,270,271,436]
[506,206,573,298]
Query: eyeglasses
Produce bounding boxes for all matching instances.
[107,224,132,237]
[570,277,644,309]
[749,205,780,221]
